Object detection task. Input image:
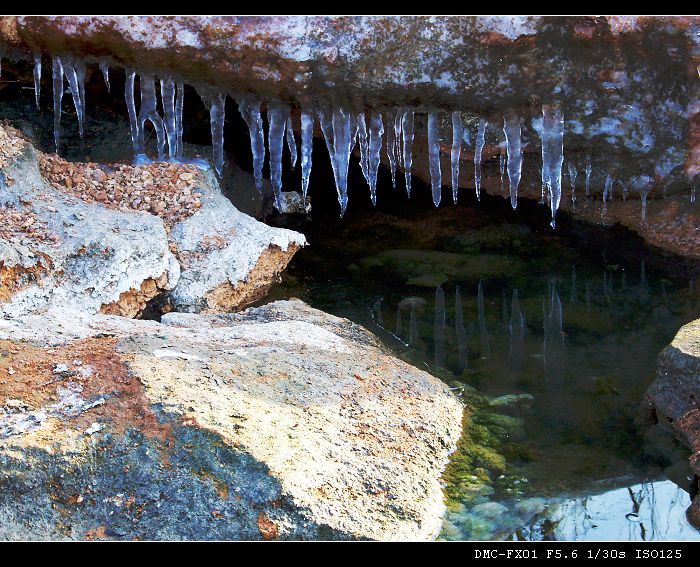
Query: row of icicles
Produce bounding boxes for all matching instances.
[36,55,658,227]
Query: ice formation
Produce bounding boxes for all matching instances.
[568,162,578,205]
[200,89,226,176]
[300,108,314,199]
[99,60,110,92]
[51,57,64,153]
[427,111,442,207]
[401,110,414,197]
[237,98,266,190]
[503,111,522,210]
[160,76,178,159]
[268,103,288,209]
[286,114,298,169]
[385,110,397,188]
[474,119,486,201]
[585,159,592,196]
[138,75,167,161]
[540,104,564,227]
[368,111,384,205]
[32,53,41,110]
[318,106,355,216]
[451,111,462,203]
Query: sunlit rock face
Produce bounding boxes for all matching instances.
[0,16,698,253]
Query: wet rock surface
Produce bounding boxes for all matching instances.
[647,317,700,526]
[0,299,462,540]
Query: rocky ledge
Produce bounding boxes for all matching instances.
[0,123,305,317]
[0,299,462,540]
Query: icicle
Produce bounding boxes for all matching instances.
[139,75,166,161]
[499,145,506,194]
[62,59,84,138]
[199,90,226,176]
[585,159,592,196]
[368,111,384,205]
[474,119,486,201]
[32,53,42,110]
[462,127,471,148]
[268,103,287,209]
[393,111,403,171]
[285,114,298,170]
[300,108,314,200]
[541,104,564,227]
[99,60,110,92]
[75,59,87,120]
[503,111,522,210]
[160,76,178,160]
[427,111,442,207]
[175,82,185,159]
[318,106,355,216]
[51,56,64,154]
[451,111,462,204]
[620,181,628,202]
[568,162,577,205]
[631,175,653,222]
[603,174,613,212]
[355,111,369,184]
[692,185,697,204]
[401,110,414,198]
[124,69,142,158]
[237,98,266,190]
[385,110,397,188]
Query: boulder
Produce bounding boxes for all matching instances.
[0,299,462,540]
[646,317,700,527]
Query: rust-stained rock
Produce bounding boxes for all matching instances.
[0,299,462,540]
[98,272,170,318]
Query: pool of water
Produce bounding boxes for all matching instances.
[265,197,700,541]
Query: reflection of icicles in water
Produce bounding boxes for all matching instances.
[455,285,468,371]
[543,281,565,384]
[237,98,266,190]
[451,111,462,204]
[402,110,414,197]
[477,281,491,359]
[32,53,41,110]
[51,57,64,153]
[368,111,384,205]
[474,118,486,201]
[428,111,442,207]
[300,108,314,200]
[434,286,446,368]
[268,103,288,209]
[503,111,522,210]
[509,289,525,372]
[541,104,564,227]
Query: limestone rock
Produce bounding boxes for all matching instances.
[0,299,462,540]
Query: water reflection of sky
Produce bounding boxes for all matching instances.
[516,481,697,541]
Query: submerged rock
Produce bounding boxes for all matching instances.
[0,299,462,540]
